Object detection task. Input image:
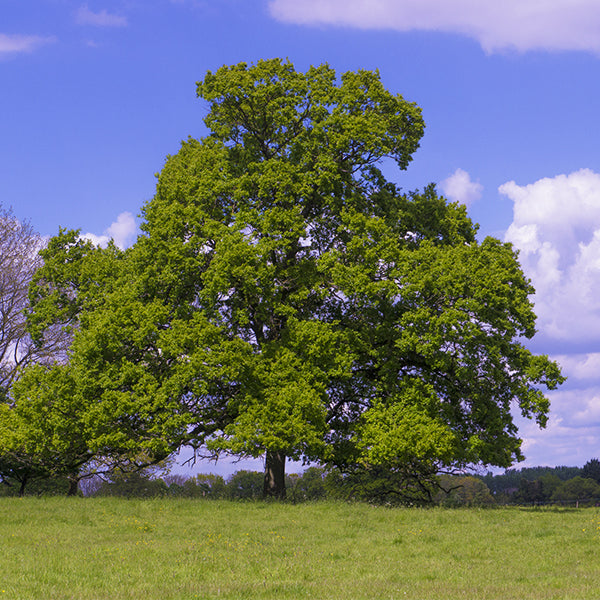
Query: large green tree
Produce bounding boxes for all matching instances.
[29,59,563,499]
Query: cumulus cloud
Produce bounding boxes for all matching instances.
[552,353,600,382]
[76,5,128,27]
[268,0,600,54]
[0,34,56,56]
[81,212,138,250]
[517,385,600,467]
[501,169,600,466]
[502,169,600,342]
[439,168,482,207]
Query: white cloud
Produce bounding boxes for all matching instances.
[0,34,56,56]
[501,170,600,468]
[268,0,600,54]
[552,353,600,382]
[517,385,600,467]
[502,169,600,342]
[81,212,138,250]
[76,5,128,27]
[439,168,482,206]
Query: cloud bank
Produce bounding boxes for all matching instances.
[502,169,600,343]
[268,0,600,54]
[439,168,482,206]
[82,212,138,250]
[501,169,600,466]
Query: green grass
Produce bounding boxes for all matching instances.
[1,498,599,599]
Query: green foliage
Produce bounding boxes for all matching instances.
[76,462,600,506]
[435,474,495,507]
[355,383,457,471]
[510,472,564,504]
[0,363,91,495]
[23,59,564,498]
[180,473,227,498]
[94,471,169,499]
[314,462,446,506]
[481,465,583,502]
[225,470,264,499]
[24,234,190,470]
[514,478,546,504]
[551,477,600,506]
[582,458,600,483]
[286,466,328,501]
[0,474,75,497]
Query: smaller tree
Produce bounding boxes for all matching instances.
[551,477,600,506]
[0,364,93,495]
[95,471,168,498]
[435,475,495,507]
[514,478,545,504]
[187,473,227,498]
[293,467,328,501]
[0,215,88,494]
[581,458,600,484]
[537,473,562,501]
[0,472,75,497]
[226,470,264,500]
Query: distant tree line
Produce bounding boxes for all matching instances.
[3,459,600,507]
[479,458,600,506]
[0,466,331,501]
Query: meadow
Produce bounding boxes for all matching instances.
[1,498,599,599]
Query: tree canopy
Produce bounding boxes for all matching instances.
[23,59,564,499]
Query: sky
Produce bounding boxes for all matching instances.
[2,0,600,477]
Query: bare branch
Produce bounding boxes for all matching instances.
[0,205,69,392]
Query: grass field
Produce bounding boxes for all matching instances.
[1,498,599,599]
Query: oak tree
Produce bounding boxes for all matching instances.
[29,59,564,499]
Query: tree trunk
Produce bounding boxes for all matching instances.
[18,475,28,497]
[263,450,286,499]
[67,477,79,497]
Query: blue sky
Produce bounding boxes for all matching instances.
[3,0,600,476]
